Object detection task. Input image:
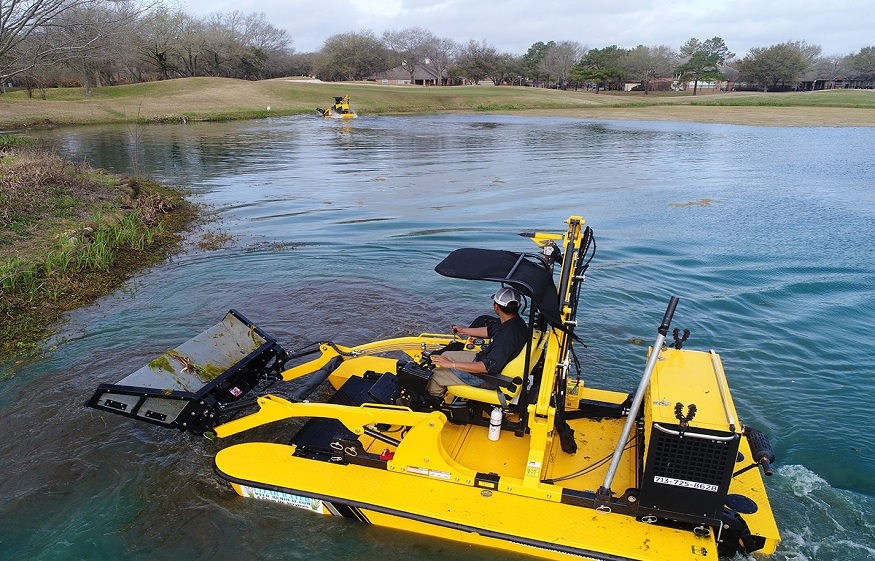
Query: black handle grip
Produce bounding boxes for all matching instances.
[658,296,680,336]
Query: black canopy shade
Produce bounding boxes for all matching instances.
[435,248,563,330]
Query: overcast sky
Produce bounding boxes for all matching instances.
[174,0,871,58]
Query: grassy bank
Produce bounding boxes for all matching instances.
[1,77,874,129]
[0,141,196,359]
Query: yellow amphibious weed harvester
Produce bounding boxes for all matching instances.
[317,94,357,118]
[87,216,780,561]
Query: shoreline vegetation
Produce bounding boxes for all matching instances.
[1,77,874,129]
[0,138,196,361]
[1,77,873,361]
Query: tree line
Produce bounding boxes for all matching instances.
[2,0,874,97]
[1,1,300,96]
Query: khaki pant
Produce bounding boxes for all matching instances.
[426,350,482,397]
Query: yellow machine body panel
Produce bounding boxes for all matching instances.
[646,348,739,433]
[216,440,721,561]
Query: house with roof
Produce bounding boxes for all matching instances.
[674,64,739,92]
[798,69,874,90]
[370,63,449,86]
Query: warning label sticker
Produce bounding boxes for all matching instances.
[407,466,452,480]
[240,485,325,512]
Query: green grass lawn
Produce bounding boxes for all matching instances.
[1,77,873,129]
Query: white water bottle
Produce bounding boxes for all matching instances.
[488,406,503,441]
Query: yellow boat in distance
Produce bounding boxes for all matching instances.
[317,95,357,118]
[86,216,781,561]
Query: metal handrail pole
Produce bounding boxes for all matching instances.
[598,297,679,497]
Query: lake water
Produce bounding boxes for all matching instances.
[2,114,874,561]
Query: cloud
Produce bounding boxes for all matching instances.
[350,0,403,18]
[178,0,873,56]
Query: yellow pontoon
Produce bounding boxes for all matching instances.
[87,216,780,561]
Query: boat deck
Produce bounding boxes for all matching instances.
[290,375,637,495]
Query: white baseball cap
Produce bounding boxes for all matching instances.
[492,287,522,308]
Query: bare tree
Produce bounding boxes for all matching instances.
[0,0,142,84]
[852,46,875,85]
[138,7,185,79]
[421,36,457,86]
[42,0,140,94]
[201,11,243,77]
[538,40,585,87]
[286,51,316,77]
[788,40,822,65]
[241,12,290,54]
[382,27,434,83]
[186,11,291,80]
[11,32,57,96]
[489,52,524,85]
[452,39,498,84]
[174,12,205,77]
[238,12,292,79]
[621,44,677,93]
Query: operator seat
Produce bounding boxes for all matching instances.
[445,329,546,407]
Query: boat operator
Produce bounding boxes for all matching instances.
[427,287,528,398]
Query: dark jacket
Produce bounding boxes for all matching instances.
[476,315,528,374]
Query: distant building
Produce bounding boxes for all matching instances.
[675,64,739,92]
[624,77,674,91]
[798,71,874,91]
[370,63,448,86]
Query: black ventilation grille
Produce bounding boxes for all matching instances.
[649,428,733,488]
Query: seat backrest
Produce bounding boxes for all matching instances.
[447,330,545,406]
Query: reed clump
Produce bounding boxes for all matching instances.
[0,139,195,358]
